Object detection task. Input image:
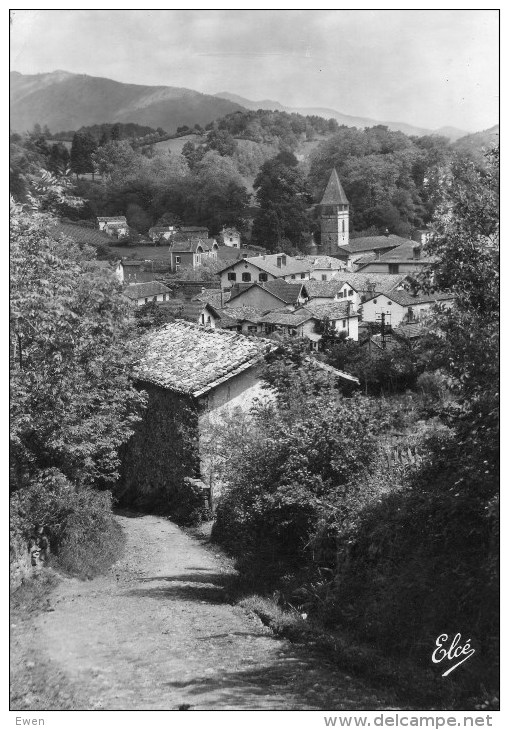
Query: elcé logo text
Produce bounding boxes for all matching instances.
[432,633,475,676]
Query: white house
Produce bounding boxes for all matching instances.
[124,281,172,307]
[148,225,176,242]
[218,226,241,248]
[361,290,455,326]
[218,253,311,289]
[97,216,129,239]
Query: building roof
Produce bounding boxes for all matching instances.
[228,279,303,306]
[171,238,218,253]
[179,226,209,233]
[369,290,454,307]
[193,289,231,307]
[218,253,311,278]
[296,255,345,271]
[340,273,410,294]
[303,301,357,320]
[357,240,435,268]
[392,323,425,340]
[301,280,345,299]
[148,226,174,235]
[97,216,128,223]
[121,259,144,267]
[135,321,274,397]
[344,235,411,254]
[258,309,316,327]
[124,281,171,300]
[320,168,349,206]
[221,305,266,323]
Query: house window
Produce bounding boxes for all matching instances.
[291,274,296,280]
[153,296,157,302]
[175,256,181,264]
[301,273,306,279]
[342,319,347,328]
[227,272,237,281]
[145,298,149,304]
[259,273,268,282]
[348,289,353,296]
[389,264,399,274]
[242,272,252,282]
[229,237,233,242]
[247,325,257,333]
[201,314,205,324]
[387,301,392,305]
[322,274,327,281]
[338,291,343,298]
[373,299,377,304]
[175,264,180,272]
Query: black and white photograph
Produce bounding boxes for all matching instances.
[9,7,500,718]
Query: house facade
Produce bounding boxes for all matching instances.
[97,216,129,239]
[169,238,219,272]
[361,291,455,326]
[218,253,311,289]
[226,280,304,312]
[218,226,241,248]
[148,225,176,242]
[356,240,434,275]
[119,322,275,511]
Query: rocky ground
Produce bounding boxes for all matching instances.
[11,513,395,711]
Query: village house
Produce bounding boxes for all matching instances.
[361,290,455,326]
[296,254,347,281]
[96,216,129,239]
[211,305,265,334]
[341,234,411,268]
[301,273,410,310]
[356,239,434,275]
[303,300,359,341]
[177,226,210,239]
[169,238,219,272]
[148,225,176,243]
[124,281,172,306]
[119,322,276,510]
[218,226,241,248]
[218,253,311,289]
[226,279,304,312]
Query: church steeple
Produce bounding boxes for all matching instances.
[320,169,349,254]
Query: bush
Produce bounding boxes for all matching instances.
[10,468,125,580]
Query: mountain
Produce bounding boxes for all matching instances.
[10,71,245,134]
[453,124,499,152]
[215,91,470,140]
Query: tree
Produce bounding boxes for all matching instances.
[251,152,311,251]
[70,131,98,177]
[10,202,145,491]
[91,140,138,182]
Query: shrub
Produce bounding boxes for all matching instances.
[10,468,125,580]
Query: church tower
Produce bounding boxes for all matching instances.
[319,168,349,254]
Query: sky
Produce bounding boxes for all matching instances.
[10,9,499,132]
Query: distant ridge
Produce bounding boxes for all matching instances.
[215,91,471,140]
[10,70,245,133]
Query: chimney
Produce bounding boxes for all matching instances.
[413,244,421,261]
[384,228,390,238]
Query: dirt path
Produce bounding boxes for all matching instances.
[12,514,391,710]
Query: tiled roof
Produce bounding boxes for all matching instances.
[383,290,454,306]
[218,254,311,278]
[296,255,345,270]
[363,290,453,307]
[259,309,316,326]
[228,280,302,306]
[97,216,128,223]
[222,305,266,322]
[307,358,359,385]
[50,222,112,247]
[341,273,409,294]
[392,323,425,340]
[320,169,349,206]
[303,301,357,320]
[301,280,345,299]
[193,290,231,307]
[124,281,171,300]
[135,321,274,397]
[179,226,209,233]
[357,240,434,266]
[171,238,217,253]
[344,235,410,254]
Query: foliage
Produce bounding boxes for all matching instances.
[10,468,124,579]
[10,202,145,491]
[308,126,453,235]
[212,352,382,575]
[251,151,312,251]
[70,131,97,176]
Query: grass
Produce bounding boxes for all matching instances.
[238,594,460,709]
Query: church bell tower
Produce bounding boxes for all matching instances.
[319,168,349,254]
